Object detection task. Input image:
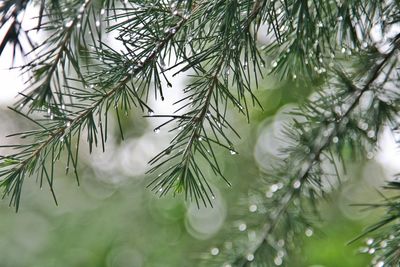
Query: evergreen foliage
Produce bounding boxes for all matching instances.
[1,0,400,266]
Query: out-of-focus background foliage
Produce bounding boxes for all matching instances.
[1,7,397,267]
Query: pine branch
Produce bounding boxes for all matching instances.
[2,2,400,266]
[0,7,190,210]
[147,0,267,206]
[0,0,31,57]
[221,33,400,267]
[14,0,111,112]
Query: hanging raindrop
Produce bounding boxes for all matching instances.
[246,254,254,261]
[249,204,257,212]
[305,228,313,237]
[293,180,301,189]
[159,58,166,70]
[210,247,219,256]
[366,238,374,245]
[65,20,73,28]
[238,223,247,232]
[367,130,375,138]
[274,256,283,266]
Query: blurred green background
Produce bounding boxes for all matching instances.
[0,73,386,267]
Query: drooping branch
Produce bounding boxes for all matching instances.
[231,34,400,267]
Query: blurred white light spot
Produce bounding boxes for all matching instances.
[185,191,226,240]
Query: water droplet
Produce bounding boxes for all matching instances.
[332,136,339,143]
[366,238,374,245]
[154,128,160,133]
[148,110,154,116]
[358,121,368,131]
[238,223,247,232]
[277,250,284,258]
[274,256,283,266]
[50,114,54,120]
[277,239,285,247]
[305,228,313,237]
[224,65,230,76]
[375,261,384,267]
[380,240,387,248]
[66,121,71,127]
[367,130,375,138]
[249,204,257,212]
[47,108,51,114]
[229,149,237,155]
[79,5,85,13]
[337,16,343,21]
[292,74,297,79]
[362,42,368,48]
[270,184,279,192]
[159,58,166,70]
[95,20,100,27]
[183,11,190,19]
[65,20,73,28]
[272,61,278,68]
[367,152,374,159]
[210,247,219,256]
[293,180,301,189]
[265,191,274,198]
[341,47,346,53]
[368,248,376,254]
[246,254,254,261]
[159,188,163,192]
[100,8,105,15]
